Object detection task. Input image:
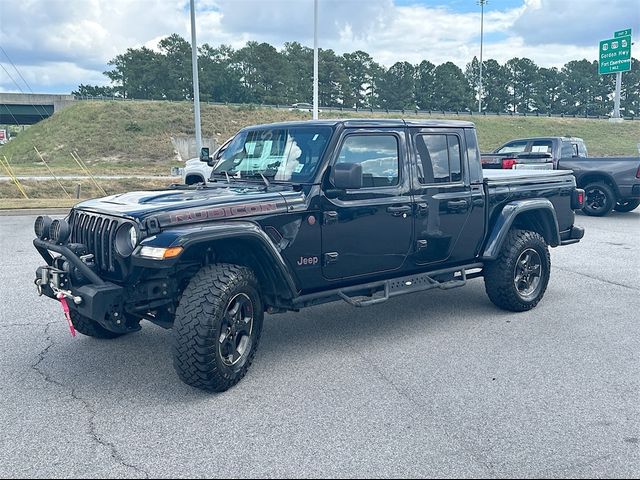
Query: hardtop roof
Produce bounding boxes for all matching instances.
[241,118,476,130]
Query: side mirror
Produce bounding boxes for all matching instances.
[200,147,211,163]
[332,163,363,190]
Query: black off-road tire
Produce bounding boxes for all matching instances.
[614,199,640,213]
[484,229,551,312]
[582,182,616,217]
[69,310,125,339]
[172,263,263,392]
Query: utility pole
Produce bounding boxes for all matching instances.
[190,0,203,153]
[313,0,319,120]
[478,0,487,113]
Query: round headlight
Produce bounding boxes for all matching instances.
[34,215,53,239]
[129,226,138,247]
[115,224,138,257]
[50,219,71,244]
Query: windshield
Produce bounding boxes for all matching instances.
[211,127,332,183]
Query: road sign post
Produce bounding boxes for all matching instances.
[600,29,632,120]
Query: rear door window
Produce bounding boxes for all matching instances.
[415,134,463,184]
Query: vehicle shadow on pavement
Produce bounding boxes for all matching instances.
[27,282,502,400]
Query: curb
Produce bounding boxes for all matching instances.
[0,208,70,216]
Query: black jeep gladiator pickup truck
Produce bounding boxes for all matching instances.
[33,119,585,392]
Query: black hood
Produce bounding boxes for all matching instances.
[73,183,297,224]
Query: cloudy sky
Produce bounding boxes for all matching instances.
[0,0,638,94]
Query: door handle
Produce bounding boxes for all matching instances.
[387,205,412,217]
[447,200,469,210]
[324,211,338,225]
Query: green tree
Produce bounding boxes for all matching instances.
[104,47,165,99]
[199,44,245,103]
[432,62,472,111]
[72,84,117,97]
[482,59,510,113]
[157,34,193,100]
[342,51,379,108]
[533,67,562,114]
[317,49,347,107]
[562,59,612,116]
[282,42,313,104]
[505,57,539,113]
[414,60,436,110]
[465,57,480,110]
[378,61,415,110]
[232,41,290,104]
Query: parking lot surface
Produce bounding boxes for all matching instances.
[1,211,639,478]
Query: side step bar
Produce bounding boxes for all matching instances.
[292,263,484,309]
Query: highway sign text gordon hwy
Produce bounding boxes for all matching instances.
[599,35,632,74]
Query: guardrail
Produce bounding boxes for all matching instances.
[73,96,638,120]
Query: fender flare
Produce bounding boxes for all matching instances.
[134,221,298,299]
[574,171,620,196]
[482,199,560,261]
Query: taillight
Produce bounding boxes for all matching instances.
[502,158,517,169]
[572,189,585,209]
[636,164,640,179]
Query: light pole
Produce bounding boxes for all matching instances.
[478,0,487,113]
[190,0,203,154]
[313,0,319,120]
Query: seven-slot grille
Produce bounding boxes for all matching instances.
[69,210,122,272]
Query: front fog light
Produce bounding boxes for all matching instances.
[34,215,53,239]
[50,219,70,244]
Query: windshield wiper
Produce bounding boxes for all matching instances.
[211,170,233,183]
[243,173,273,191]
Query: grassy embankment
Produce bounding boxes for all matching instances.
[1,100,638,208]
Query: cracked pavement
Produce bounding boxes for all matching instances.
[1,211,639,478]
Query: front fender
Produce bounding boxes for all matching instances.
[482,199,560,260]
[132,221,298,298]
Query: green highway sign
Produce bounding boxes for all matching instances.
[615,29,632,38]
[599,35,632,74]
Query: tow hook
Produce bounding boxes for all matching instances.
[56,293,77,337]
[54,288,83,305]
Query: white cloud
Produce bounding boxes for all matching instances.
[0,0,638,93]
[513,0,639,47]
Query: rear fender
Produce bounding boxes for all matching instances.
[482,199,560,260]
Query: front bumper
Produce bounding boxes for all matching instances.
[34,238,130,333]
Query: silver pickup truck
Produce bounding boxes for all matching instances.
[482,136,640,216]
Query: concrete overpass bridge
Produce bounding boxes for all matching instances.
[0,93,75,125]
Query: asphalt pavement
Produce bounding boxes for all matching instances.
[1,211,639,478]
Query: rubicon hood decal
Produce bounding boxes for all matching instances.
[73,185,295,223]
[159,200,286,226]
